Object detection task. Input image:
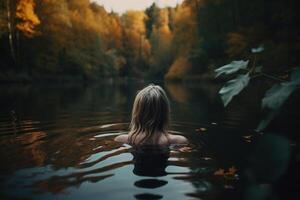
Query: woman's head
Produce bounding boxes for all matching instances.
[129,84,170,144]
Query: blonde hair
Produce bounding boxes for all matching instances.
[128,84,170,145]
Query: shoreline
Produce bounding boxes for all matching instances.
[0,71,220,85]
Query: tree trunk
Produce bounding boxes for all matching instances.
[16,28,20,69]
[6,0,16,66]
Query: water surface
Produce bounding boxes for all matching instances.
[0,81,271,199]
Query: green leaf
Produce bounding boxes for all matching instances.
[215,60,249,77]
[257,67,300,131]
[290,67,300,83]
[256,111,279,131]
[219,73,250,106]
[261,83,296,110]
[262,68,300,110]
[251,45,264,53]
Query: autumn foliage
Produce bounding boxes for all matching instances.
[0,0,299,81]
[16,0,40,36]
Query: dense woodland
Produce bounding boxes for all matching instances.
[0,0,299,82]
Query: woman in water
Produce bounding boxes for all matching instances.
[115,84,188,176]
[114,84,188,146]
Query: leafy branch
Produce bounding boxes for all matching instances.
[215,45,300,131]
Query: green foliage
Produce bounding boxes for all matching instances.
[257,68,300,130]
[262,72,300,110]
[215,49,257,107]
[215,60,249,78]
[216,44,300,130]
[251,45,264,53]
[145,3,158,38]
[219,73,250,106]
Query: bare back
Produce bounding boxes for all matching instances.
[114,133,188,146]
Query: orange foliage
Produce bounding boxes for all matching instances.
[214,168,225,176]
[16,0,40,37]
[38,0,72,47]
[148,8,173,71]
[172,4,197,54]
[214,166,238,180]
[142,38,151,61]
[69,1,107,35]
[152,9,173,49]
[165,57,191,80]
[66,0,121,51]
[107,16,123,49]
[122,11,147,34]
[40,0,71,28]
[122,11,149,58]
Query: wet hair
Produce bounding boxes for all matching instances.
[128,84,170,145]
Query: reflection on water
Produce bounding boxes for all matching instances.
[0,81,294,200]
[134,179,168,189]
[132,146,169,177]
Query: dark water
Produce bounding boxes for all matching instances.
[0,81,297,200]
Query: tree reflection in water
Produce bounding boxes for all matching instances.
[0,82,295,199]
[33,145,132,193]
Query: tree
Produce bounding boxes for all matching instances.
[5,0,17,65]
[16,0,40,37]
[148,8,174,77]
[122,11,149,76]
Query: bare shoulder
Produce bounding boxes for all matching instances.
[114,134,129,143]
[168,134,188,145]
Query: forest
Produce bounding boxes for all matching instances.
[0,0,299,82]
[1,1,300,199]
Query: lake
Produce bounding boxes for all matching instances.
[0,80,297,200]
